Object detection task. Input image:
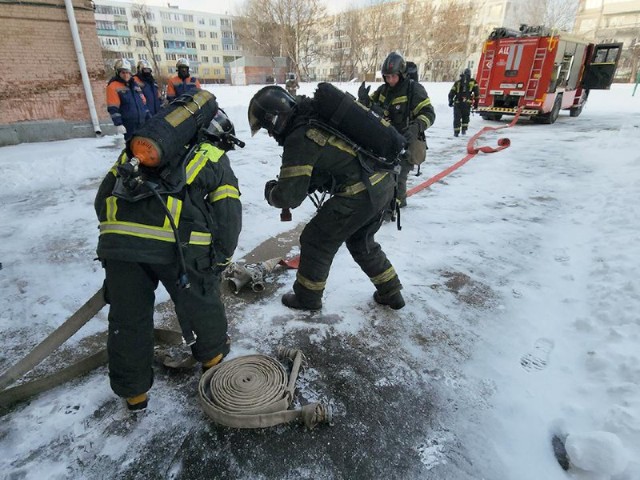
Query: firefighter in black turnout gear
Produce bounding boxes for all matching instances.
[358,52,435,208]
[94,106,242,412]
[248,86,405,311]
[448,68,479,136]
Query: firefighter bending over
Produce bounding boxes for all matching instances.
[248,86,405,311]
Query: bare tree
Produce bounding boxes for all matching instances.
[131,3,165,91]
[520,0,579,32]
[236,0,325,79]
[422,0,473,81]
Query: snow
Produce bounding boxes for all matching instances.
[0,81,639,479]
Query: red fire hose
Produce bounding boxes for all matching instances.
[407,107,522,197]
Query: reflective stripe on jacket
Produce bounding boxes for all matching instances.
[95,143,241,264]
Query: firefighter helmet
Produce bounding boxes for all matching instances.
[464,68,471,77]
[204,109,237,150]
[248,86,297,137]
[176,58,190,69]
[137,59,152,74]
[381,52,406,77]
[114,59,132,74]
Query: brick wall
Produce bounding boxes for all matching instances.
[0,0,109,125]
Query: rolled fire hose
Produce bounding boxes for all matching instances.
[198,347,332,429]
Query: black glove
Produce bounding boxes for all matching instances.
[403,122,421,144]
[264,179,278,205]
[448,101,454,107]
[358,81,371,104]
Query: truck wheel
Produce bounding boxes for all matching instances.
[569,105,583,117]
[540,95,562,124]
[481,113,502,121]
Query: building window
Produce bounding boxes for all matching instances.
[136,39,145,47]
[185,29,195,37]
[212,56,220,63]
[198,18,205,25]
[138,53,148,60]
[199,31,207,38]
[209,32,218,39]
[212,44,219,51]
[200,44,208,50]
[209,19,217,26]
[202,56,209,63]
[120,37,131,45]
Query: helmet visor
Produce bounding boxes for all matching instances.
[248,107,262,136]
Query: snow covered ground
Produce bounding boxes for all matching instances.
[0,81,639,479]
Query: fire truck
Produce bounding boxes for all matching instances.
[475,25,623,124]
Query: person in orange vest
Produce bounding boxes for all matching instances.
[106,59,150,140]
[166,58,201,102]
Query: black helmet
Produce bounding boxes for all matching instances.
[406,61,418,81]
[381,52,406,77]
[247,86,297,137]
[463,68,471,77]
[204,108,237,150]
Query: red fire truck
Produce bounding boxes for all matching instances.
[475,25,622,124]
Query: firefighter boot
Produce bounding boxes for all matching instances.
[126,392,148,412]
[373,290,405,310]
[454,131,459,137]
[202,337,231,372]
[461,127,467,135]
[282,292,322,311]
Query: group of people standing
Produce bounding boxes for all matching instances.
[105,57,201,140]
[95,51,481,413]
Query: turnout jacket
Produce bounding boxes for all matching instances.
[106,76,150,132]
[448,75,480,106]
[369,78,435,138]
[95,142,242,266]
[267,122,393,209]
[134,74,162,116]
[166,74,202,102]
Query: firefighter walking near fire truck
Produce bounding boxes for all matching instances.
[358,52,435,208]
[448,68,479,137]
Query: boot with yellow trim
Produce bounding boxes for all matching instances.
[202,336,231,372]
[281,292,322,311]
[125,392,148,413]
[373,290,405,310]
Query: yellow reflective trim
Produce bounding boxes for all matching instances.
[391,96,407,105]
[280,165,313,179]
[100,221,177,242]
[416,115,431,128]
[164,91,214,127]
[210,184,240,202]
[338,172,389,196]
[189,231,213,245]
[100,221,211,244]
[370,266,397,285]
[163,196,182,229]
[296,272,326,291]
[106,196,118,222]
[412,98,431,116]
[327,136,356,156]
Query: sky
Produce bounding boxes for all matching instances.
[0,81,639,479]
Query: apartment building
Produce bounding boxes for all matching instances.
[309,0,530,83]
[93,0,242,83]
[574,0,640,81]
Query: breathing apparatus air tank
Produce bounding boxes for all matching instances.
[313,82,406,166]
[129,89,218,169]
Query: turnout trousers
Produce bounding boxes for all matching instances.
[103,248,229,398]
[453,102,472,134]
[293,176,402,306]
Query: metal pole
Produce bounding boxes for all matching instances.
[64,0,102,135]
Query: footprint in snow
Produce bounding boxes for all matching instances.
[520,338,554,371]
